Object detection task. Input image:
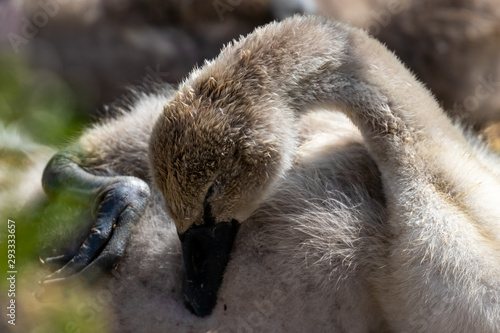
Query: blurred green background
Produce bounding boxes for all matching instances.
[0,52,90,146]
[0,51,104,332]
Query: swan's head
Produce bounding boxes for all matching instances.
[149,82,295,316]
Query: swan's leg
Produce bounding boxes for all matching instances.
[38,151,149,295]
[38,89,173,296]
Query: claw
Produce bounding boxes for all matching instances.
[40,254,75,271]
[40,151,150,295]
[36,205,141,301]
[35,274,85,302]
[42,178,149,283]
[38,186,148,297]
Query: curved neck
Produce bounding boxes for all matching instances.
[184,16,468,175]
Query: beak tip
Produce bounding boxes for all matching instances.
[183,284,217,317]
[184,299,213,317]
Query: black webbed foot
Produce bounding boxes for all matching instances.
[36,152,150,299]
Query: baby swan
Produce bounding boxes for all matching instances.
[149,62,297,316]
[149,15,378,316]
[149,15,500,330]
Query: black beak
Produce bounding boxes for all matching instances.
[179,219,240,317]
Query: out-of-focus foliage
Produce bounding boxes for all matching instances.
[0,52,110,332]
[0,194,112,333]
[0,52,91,146]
